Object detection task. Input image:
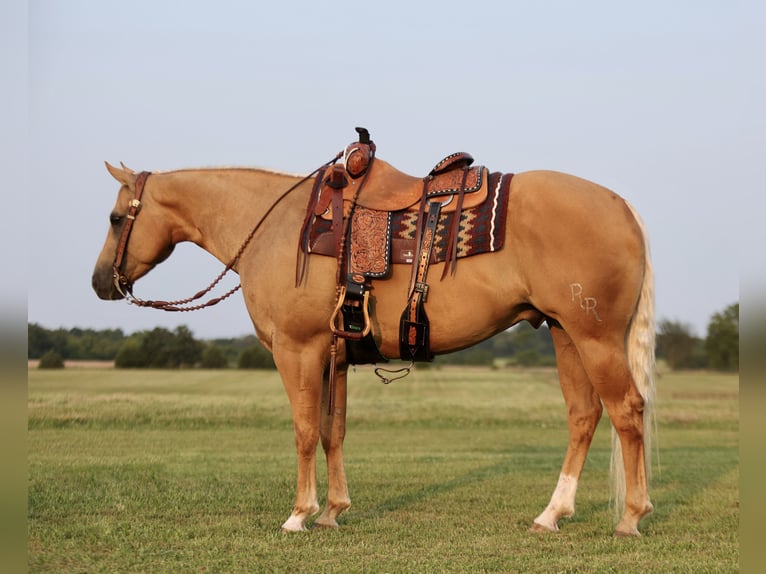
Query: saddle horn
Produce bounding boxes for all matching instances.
[355,126,371,144]
[344,127,375,178]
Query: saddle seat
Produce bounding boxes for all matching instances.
[314,153,489,218]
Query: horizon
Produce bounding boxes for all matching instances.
[28,303,733,341]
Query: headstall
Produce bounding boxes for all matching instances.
[112,170,150,298]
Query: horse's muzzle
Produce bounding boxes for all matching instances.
[91,269,125,300]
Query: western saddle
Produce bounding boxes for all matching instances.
[297,128,510,385]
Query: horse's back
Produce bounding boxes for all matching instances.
[510,170,635,220]
[508,169,643,252]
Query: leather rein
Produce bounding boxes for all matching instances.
[112,155,341,312]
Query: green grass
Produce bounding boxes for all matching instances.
[28,366,739,573]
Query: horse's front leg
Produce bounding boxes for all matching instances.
[275,345,325,532]
[315,363,351,528]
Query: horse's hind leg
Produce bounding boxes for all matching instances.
[532,324,603,532]
[314,364,352,528]
[578,336,653,536]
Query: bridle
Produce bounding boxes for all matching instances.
[112,170,150,298]
[111,155,341,312]
[111,168,251,312]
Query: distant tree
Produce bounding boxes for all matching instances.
[28,323,54,358]
[73,327,125,360]
[210,335,263,365]
[201,344,229,368]
[437,348,494,366]
[137,328,176,367]
[113,326,203,368]
[656,319,704,370]
[510,324,555,358]
[114,340,147,368]
[515,349,541,367]
[238,343,275,369]
[168,325,204,367]
[28,324,126,360]
[437,322,555,365]
[507,324,556,366]
[27,325,71,358]
[705,303,739,372]
[38,350,64,369]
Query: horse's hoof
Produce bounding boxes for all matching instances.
[530,521,558,533]
[614,528,641,537]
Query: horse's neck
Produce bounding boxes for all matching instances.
[155,168,305,264]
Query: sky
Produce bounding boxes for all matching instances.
[17,0,763,340]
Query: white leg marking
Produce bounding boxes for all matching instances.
[281,513,307,532]
[533,473,578,531]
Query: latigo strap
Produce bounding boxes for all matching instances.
[399,200,442,362]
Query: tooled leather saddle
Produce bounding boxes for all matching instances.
[297,127,513,365]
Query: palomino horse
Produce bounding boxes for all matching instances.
[92,144,655,536]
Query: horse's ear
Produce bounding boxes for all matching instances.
[119,162,135,174]
[105,161,136,187]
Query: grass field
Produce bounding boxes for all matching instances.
[28,366,739,573]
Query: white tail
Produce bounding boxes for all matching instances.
[610,201,656,520]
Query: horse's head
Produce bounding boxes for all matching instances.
[91,162,176,300]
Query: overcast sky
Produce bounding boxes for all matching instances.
[20,0,762,340]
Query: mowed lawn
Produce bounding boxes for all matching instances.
[28,366,738,573]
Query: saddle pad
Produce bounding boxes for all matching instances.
[394,171,512,263]
[305,172,512,274]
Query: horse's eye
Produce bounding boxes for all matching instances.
[110,213,123,226]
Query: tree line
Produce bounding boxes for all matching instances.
[28,324,274,369]
[28,302,738,371]
[656,303,738,371]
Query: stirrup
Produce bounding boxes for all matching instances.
[329,286,371,341]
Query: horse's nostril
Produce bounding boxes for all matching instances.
[91,270,115,299]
